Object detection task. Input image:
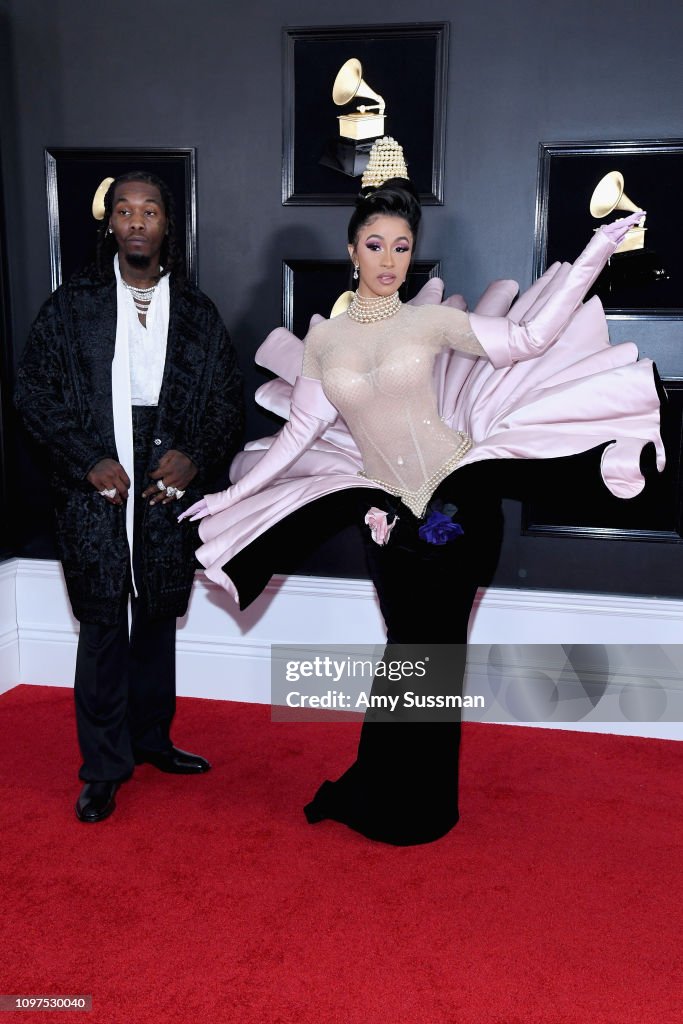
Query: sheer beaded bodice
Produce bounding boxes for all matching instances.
[302,302,484,515]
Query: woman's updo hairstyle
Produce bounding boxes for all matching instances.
[347,177,422,247]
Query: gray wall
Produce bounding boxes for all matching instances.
[2,0,683,595]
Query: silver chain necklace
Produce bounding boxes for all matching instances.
[122,278,158,315]
[123,281,157,299]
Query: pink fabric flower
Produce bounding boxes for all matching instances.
[364,507,398,546]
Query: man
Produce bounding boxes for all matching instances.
[15,171,243,822]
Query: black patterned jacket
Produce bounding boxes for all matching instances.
[15,268,243,625]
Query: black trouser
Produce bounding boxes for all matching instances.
[75,602,177,781]
[74,406,177,782]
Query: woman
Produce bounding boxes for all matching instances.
[181,159,662,845]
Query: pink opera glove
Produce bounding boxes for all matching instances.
[469,220,635,368]
[600,211,645,245]
[184,376,338,521]
[364,507,399,546]
[177,497,210,523]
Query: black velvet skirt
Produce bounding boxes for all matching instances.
[221,446,643,844]
[301,461,504,845]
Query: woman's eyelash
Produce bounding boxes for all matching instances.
[364,242,411,252]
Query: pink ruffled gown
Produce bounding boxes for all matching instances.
[195,229,664,844]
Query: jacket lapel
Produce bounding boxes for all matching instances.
[155,282,208,440]
[69,277,118,453]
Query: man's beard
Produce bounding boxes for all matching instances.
[124,252,152,269]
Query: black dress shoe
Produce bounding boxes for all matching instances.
[133,746,211,774]
[75,781,119,823]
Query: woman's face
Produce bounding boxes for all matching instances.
[348,215,413,299]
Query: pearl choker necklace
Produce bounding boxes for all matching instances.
[347,290,401,323]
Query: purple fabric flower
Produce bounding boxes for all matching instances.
[418,509,464,545]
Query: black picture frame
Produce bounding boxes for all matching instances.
[533,140,683,320]
[282,259,441,338]
[282,23,449,206]
[522,380,683,544]
[0,154,12,560]
[44,147,197,290]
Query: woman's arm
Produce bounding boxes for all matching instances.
[438,307,488,358]
[178,375,337,521]
[301,329,323,380]
[468,214,643,368]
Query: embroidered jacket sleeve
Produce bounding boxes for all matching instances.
[14,289,115,482]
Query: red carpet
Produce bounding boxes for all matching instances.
[0,684,681,1024]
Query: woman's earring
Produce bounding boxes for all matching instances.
[353,263,359,281]
[107,227,113,234]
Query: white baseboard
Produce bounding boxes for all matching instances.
[5,557,683,740]
[0,561,19,695]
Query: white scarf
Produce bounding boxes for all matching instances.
[112,255,171,595]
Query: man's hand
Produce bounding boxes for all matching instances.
[143,450,198,505]
[87,459,130,505]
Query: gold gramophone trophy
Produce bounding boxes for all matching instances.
[590,171,646,253]
[319,58,387,177]
[334,58,386,139]
[588,170,669,300]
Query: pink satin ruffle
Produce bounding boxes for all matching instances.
[196,276,663,602]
